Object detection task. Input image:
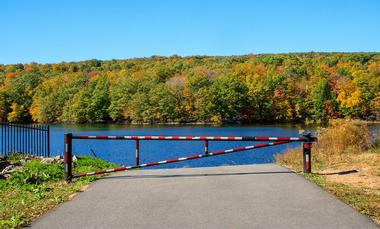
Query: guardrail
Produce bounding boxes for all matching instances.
[64,132,316,181]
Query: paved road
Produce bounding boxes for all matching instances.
[32,164,378,229]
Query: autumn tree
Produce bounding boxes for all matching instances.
[0,53,379,123]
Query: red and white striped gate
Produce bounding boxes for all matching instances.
[64,133,316,181]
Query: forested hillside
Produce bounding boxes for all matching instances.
[0,53,379,124]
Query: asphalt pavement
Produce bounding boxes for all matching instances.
[31,164,378,229]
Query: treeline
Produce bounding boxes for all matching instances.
[0,53,379,124]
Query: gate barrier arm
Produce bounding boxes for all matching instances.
[71,135,312,141]
[64,133,316,182]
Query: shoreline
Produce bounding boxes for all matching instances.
[4,118,379,126]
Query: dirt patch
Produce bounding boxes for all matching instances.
[321,152,380,194]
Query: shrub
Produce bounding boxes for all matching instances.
[314,119,371,164]
[277,119,372,170]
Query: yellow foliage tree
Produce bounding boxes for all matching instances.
[337,80,361,115]
[337,79,360,108]
[8,103,24,122]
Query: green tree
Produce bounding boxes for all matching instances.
[108,77,138,122]
[311,78,338,120]
[31,74,87,122]
[6,73,41,121]
[62,76,110,123]
[209,75,248,122]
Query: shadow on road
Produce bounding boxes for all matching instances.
[101,171,294,180]
[313,169,358,176]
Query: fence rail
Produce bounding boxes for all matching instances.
[0,122,50,157]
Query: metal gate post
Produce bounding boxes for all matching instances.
[64,133,73,182]
[303,142,312,173]
[204,140,209,154]
[135,139,140,166]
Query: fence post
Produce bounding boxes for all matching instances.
[303,142,312,173]
[64,133,73,182]
[47,126,50,157]
[1,122,3,157]
[1,122,4,157]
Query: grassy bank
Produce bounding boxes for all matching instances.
[0,154,116,229]
[276,119,380,224]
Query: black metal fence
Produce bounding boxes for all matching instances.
[0,122,50,157]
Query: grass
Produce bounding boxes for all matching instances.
[0,154,117,229]
[306,174,380,221]
[276,119,380,225]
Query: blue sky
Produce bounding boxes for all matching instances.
[1,0,380,64]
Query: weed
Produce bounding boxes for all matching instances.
[0,154,117,228]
